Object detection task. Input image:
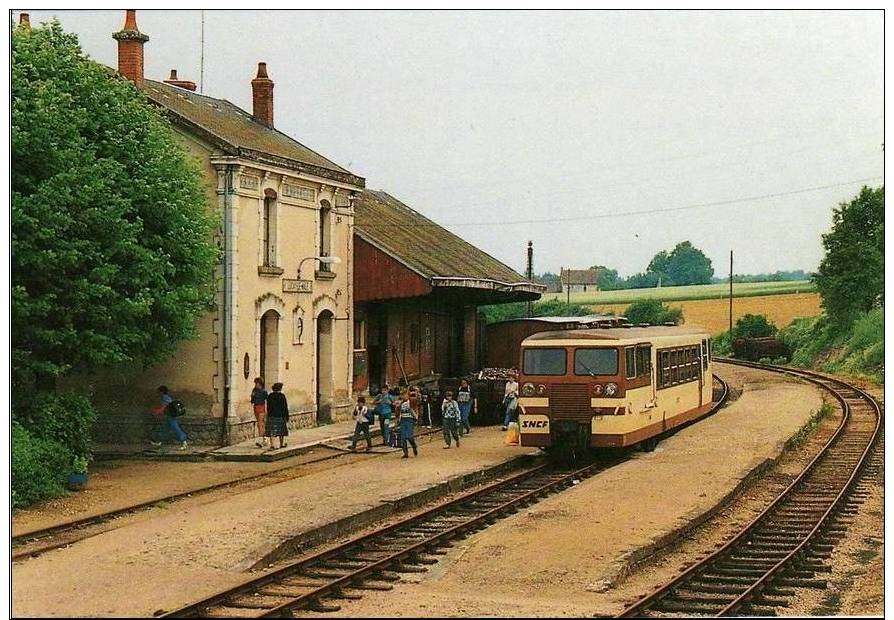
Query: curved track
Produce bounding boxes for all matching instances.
[617,359,883,618]
[162,375,730,618]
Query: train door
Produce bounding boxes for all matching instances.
[697,344,704,407]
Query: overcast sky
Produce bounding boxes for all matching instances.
[23,9,883,278]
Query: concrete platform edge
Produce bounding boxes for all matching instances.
[247,452,540,571]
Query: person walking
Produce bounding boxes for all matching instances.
[350,397,373,452]
[250,377,269,448]
[374,384,394,447]
[441,391,461,448]
[149,385,188,450]
[398,395,419,459]
[456,379,477,436]
[502,372,519,431]
[265,382,289,450]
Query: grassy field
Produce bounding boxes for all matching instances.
[543,280,815,305]
[591,293,823,335]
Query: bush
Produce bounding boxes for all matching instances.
[12,422,72,509]
[732,314,778,339]
[623,299,683,325]
[16,390,97,460]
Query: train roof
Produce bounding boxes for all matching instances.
[522,325,710,344]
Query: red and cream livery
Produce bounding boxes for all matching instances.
[517,326,714,456]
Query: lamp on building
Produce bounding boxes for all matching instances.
[298,255,341,278]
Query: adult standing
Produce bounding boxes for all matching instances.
[250,377,269,448]
[441,391,461,448]
[456,379,477,436]
[374,384,394,447]
[399,394,419,459]
[502,372,519,431]
[265,382,289,450]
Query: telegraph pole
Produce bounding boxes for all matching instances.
[526,241,534,318]
[729,250,734,333]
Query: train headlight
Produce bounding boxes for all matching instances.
[592,384,604,396]
[536,384,548,396]
[522,382,536,396]
[605,382,619,396]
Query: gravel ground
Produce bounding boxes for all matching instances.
[12,427,539,617]
[297,364,826,617]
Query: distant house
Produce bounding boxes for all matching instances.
[560,268,600,293]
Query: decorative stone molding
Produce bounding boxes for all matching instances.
[240,175,260,191]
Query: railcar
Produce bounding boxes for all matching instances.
[517,326,714,459]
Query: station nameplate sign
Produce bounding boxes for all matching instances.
[283,279,313,293]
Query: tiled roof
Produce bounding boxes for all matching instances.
[141,79,364,187]
[355,190,542,291]
[560,268,600,285]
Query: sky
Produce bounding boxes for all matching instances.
[21,9,883,278]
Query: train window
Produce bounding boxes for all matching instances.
[659,351,669,387]
[523,348,567,376]
[574,348,619,376]
[636,345,652,379]
[625,347,636,379]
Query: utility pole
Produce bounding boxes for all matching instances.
[199,10,205,93]
[565,267,571,306]
[525,241,534,318]
[729,250,734,334]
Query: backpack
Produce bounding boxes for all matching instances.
[166,400,187,418]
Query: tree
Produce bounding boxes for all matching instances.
[623,299,683,325]
[590,265,621,290]
[814,186,884,327]
[646,241,713,286]
[731,314,777,339]
[12,21,219,393]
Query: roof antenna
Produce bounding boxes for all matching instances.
[199,10,205,93]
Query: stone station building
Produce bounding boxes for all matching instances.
[75,11,541,446]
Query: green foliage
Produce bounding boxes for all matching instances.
[72,455,89,475]
[532,271,561,292]
[12,422,73,509]
[779,308,884,383]
[714,270,810,284]
[16,391,98,460]
[732,314,778,339]
[814,186,884,327]
[481,299,593,323]
[623,272,660,289]
[623,299,683,325]
[12,21,220,393]
[589,265,622,290]
[785,402,835,451]
[646,241,714,286]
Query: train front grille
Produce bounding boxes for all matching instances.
[549,383,591,418]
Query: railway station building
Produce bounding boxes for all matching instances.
[82,12,364,445]
[77,11,542,446]
[352,190,543,394]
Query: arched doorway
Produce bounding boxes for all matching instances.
[316,309,334,423]
[259,309,280,384]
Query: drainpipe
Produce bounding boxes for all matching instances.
[221,165,236,445]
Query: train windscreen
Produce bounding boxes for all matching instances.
[574,348,618,376]
[523,348,567,375]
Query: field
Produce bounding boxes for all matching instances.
[591,293,823,335]
[543,280,815,305]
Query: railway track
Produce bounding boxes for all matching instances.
[12,428,447,562]
[161,375,729,619]
[617,359,883,618]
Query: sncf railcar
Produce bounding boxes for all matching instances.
[517,326,714,458]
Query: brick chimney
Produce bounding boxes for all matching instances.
[163,69,197,92]
[18,12,30,30]
[251,62,274,128]
[112,10,149,87]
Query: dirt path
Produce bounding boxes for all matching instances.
[301,364,825,617]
